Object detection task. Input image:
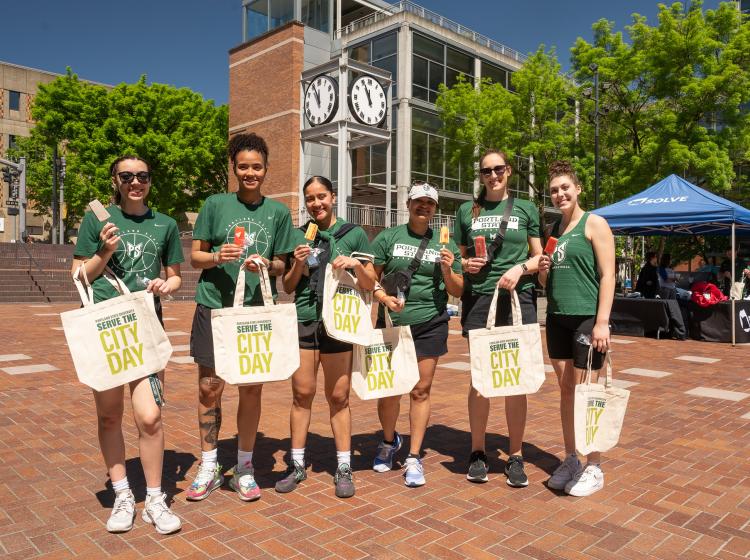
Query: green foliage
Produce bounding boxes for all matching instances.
[10,70,228,226]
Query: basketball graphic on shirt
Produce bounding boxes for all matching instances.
[551,239,568,266]
[225,218,270,260]
[111,230,160,274]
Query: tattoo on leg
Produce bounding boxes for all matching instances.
[199,407,222,446]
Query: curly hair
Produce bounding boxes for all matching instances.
[228,132,269,167]
[548,160,581,186]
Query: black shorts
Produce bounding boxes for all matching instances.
[545,314,605,370]
[190,303,216,369]
[154,297,164,327]
[460,288,537,337]
[377,310,450,358]
[298,320,353,354]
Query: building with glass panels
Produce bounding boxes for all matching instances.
[231,0,529,228]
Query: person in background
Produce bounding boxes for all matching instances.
[658,254,677,290]
[635,252,659,298]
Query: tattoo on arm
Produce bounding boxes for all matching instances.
[199,407,222,446]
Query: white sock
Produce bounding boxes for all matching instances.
[146,486,161,497]
[336,450,351,468]
[201,448,218,470]
[112,477,130,494]
[291,448,305,466]
[238,450,253,469]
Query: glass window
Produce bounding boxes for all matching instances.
[446,68,467,89]
[9,134,18,150]
[482,62,508,88]
[447,47,473,74]
[413,33,443,63]
[270,0,294,28]
[428,135,443,178]
[507,71,516,92]
[412,86,429,102]
[350,43,369,63]
[247,0,269,39]
[9,91,21,112]
[373,55,397,84]
[372,33,397,61]
[301,0,330,33]
[412,108,442,133]
[412,56,428,88]
[412,131,428,174]
[428,61,444,92]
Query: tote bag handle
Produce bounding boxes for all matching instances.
[232,258,275,308]
[583,346,613,388]
[485,285,523,329]
[73,264,130,307]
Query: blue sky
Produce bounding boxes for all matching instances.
[3,0,725,105]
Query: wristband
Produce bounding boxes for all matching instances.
[373,283,384,293]
[213,252,218,264]
[520,262,528,274]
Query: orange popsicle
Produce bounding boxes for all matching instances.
[440,226,450,244]
[233,226,245,246]
[544,236,558,255]
[305,222,318,240]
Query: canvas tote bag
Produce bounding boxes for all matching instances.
[574,349,630,455]
[321,263,373,345]
[351,307,419,400]
[469,287,546,398]
[211,259,299,385]
[61,265,172,392]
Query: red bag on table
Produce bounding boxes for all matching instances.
[690,281,727,307]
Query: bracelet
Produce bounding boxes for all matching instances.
[212,252,218,264]
[373,283,384,293]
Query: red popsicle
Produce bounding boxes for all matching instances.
[474,235,487,259]
[544,236,558,255]
[233,226,245,247]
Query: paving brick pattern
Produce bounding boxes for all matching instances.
[1,301,749,559]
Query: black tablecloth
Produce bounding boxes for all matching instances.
[610,297,688,339]
[688,300,750,343]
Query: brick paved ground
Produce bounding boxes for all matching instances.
[1,301,749,560]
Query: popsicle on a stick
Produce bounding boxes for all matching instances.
[474,235,487,259]
[88,199,110,222]
[544,236,558,255]
[304,223,318,240]
[233,226,245,247]
[440,226,450,246]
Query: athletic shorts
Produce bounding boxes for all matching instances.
[190,303,216,370]
[460,288,537,337]
[377,310,450,358]
[298,320,353,354]
[545,314,605,370]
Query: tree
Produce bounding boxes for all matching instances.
[571,1,750,205]
[10,69,228,228]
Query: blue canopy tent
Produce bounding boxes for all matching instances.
[592,174,750,344]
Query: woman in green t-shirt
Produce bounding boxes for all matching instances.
[454,149,543,488]
[538,161,615,497]
[72,155,184,535]
[186,133,295,503]
[370,183,464,487]
[274,175,375,499]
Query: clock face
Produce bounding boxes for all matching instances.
[304,75,338,126]
[349,74,387,126]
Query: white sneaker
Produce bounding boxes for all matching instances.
[142,493,182,534]
[548,455,582,490]
[565,464,604,497]
[403,457,426,487]
[106,489,136,533]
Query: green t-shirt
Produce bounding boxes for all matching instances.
[546,213,599,316]
[193,193,295,308]
[293,219,372,322]
[454,198,540,295]
[74,205,184,304]
[372,224,462,326]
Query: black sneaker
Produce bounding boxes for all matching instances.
[274,460,307,493]
[504,455,529,487]
[334,464,355,498]
[466,450,489,483]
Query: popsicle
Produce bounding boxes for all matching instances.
[305,222,318,240]
[544,236,558,255]
[474,235,487,259]
[88,199,110,222]
[233,226,245,247]
[440,226,450,246]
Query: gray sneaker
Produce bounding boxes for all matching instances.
[334,464,355,498]
[275,460,307,493]
[142,493,182,535]
[106,489,136,533]
[466,450,489,483]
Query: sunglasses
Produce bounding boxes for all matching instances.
[117,171,151,184]
[480,165,508,177]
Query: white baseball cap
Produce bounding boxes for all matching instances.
[408,182,439,203]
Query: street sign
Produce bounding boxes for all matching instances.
[6,199,19,207]
[7,207,19,216]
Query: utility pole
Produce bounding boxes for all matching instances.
[51,144,58,244]
[0,157,26,242]
[59,156,66,244]
[590,63,601,209]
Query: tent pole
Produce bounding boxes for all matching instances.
[731,223,736,347]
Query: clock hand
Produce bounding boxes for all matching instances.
[313,85,321,107]
[365,87,372,107]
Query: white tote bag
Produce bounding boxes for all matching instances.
[321,264,373,345]
[469,287,546,398]
[574,350,630,455]
[211,259,299,385]
[61,265,173,392]
[351,308,420,400]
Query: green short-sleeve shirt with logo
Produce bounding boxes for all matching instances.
[74,205,184,304]
[292,218,372,322]
[193,193,295,308]
[372,224,462,326]
[453,198,541,296]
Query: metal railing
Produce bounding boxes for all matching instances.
[338,1,528,64]
[345,203,455,231]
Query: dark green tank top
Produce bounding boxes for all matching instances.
[546,212,599,316]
